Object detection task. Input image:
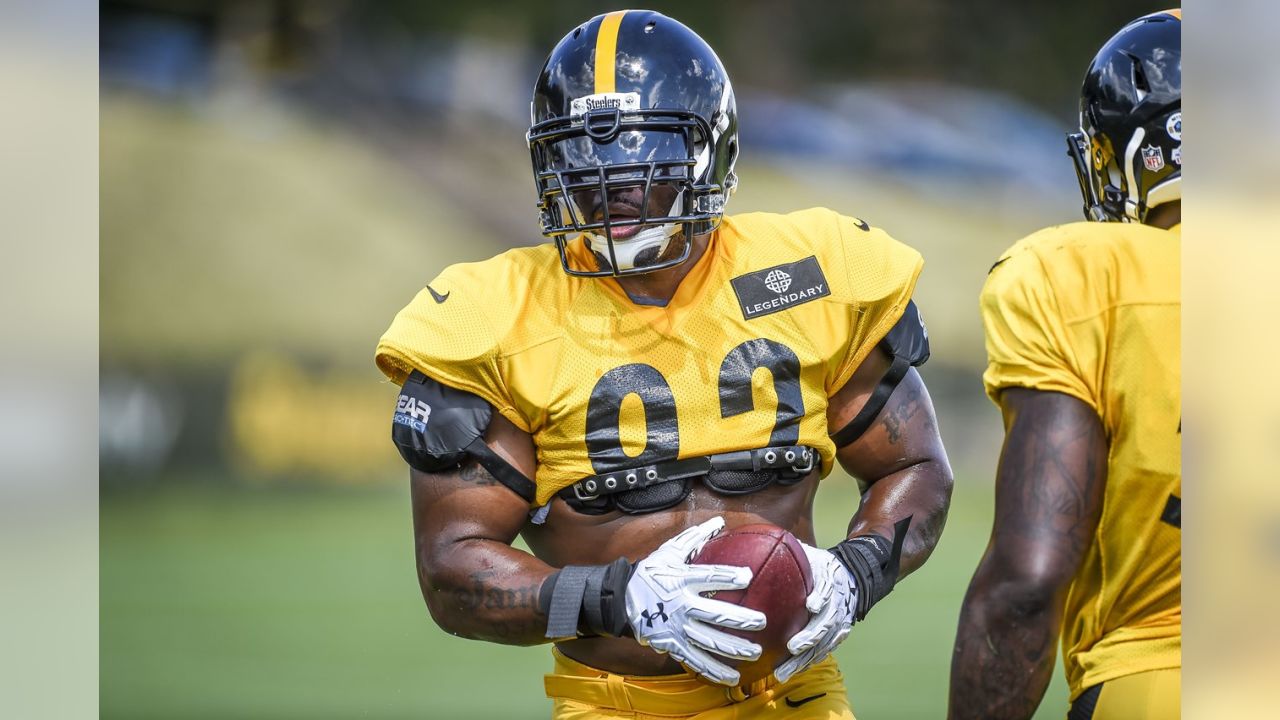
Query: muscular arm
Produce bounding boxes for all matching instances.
[948,388,1107,720]
[409,412,554,645]
[828,346,954,576]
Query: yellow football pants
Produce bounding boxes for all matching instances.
[1073,667,1181,720]
[544,648,855,719]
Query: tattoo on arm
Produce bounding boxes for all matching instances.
[457,460,500,486]
[993,391,1105,558]
[439,568,548,641]
[838,368,953,578]
[451,570,542,614]
[879,386,927,444]
[422,549,553,644]
[948,389,1107,720]
[411,455,552,645]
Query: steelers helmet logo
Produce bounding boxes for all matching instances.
[764,269,792,294]
[1166,112,1182,141]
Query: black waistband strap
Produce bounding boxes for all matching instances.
[563,445,816,503]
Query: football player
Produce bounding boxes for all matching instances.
[948,10,1181,720]
[376,11,952,719]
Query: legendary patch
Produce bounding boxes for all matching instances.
[730,255,831,320]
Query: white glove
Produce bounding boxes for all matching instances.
[773,541,858,684]
[626,517,767,686]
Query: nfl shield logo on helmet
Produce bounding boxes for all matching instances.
[1141,145,1165,172]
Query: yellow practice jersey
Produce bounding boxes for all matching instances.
[980,221,1181,698]
[376,208,923,507]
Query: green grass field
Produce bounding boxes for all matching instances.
[101,475,1068,719]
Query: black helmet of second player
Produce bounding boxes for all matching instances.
[527,10,739,277]
[1068,9,1181,223]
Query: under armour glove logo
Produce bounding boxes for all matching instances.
[625,517,766,686]
[640,602,668,627]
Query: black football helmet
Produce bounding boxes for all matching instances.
[1067,9,1181,223]
[527,10,739,276]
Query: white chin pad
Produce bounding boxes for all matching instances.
[585,224,679,271]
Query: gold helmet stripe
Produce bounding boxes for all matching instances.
[1164,8,1182,20]
[593,10,628,93]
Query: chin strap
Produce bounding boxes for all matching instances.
[539,557,635,639]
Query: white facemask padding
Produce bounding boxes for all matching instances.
[583,222,682,270]
[581,187,686,271]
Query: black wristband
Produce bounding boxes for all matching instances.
[828,516,912,621]
[538,557,634,639]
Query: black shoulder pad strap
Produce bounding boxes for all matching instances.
[464,437,537,503]
[392,370,536,503]
[830,300,930,448]
[830,355,909,448]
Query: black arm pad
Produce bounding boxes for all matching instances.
[828,516,912,621]
[882,299,930,367]
[391,370,536,503]
[538,557,634,639]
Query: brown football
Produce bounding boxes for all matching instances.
[689,523,814,685]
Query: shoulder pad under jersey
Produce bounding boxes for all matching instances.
[881,299,930,367]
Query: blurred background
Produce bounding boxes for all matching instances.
[100,1,1166,718]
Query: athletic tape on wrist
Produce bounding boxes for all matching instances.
[581,566,607,633]
[543,566,596,638]
[829,516,912,620]
[540,558,634,639]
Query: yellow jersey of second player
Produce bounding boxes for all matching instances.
[980,221,1181,699]
[376,208,923,507]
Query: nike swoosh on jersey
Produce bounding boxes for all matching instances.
[785,693,827,708]
[427,285,450,304]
